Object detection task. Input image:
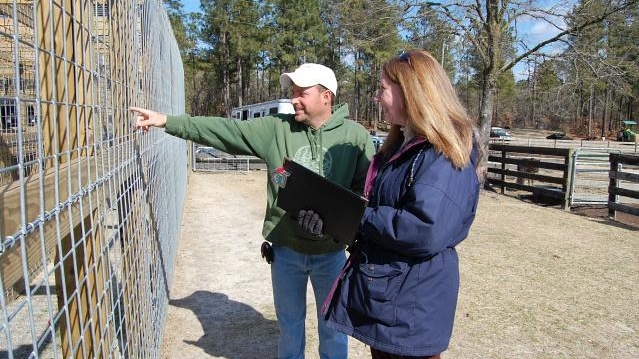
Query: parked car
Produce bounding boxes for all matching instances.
[195,146,220,160]
[546,132,572,140]
[490,127,512,141]
[371,135,385,152]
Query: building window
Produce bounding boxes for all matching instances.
[1,97,17,129]
[93,3,109,17]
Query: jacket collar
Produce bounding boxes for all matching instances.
[387,137,427,163]
[364,137,428,198]
[319,103,348,131]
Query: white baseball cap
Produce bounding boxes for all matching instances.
[280,63,338,95]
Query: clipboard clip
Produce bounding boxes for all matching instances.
[272,167,290,189]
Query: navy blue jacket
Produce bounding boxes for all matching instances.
[325,137,480,356]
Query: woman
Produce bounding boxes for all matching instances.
[323,50,480,358]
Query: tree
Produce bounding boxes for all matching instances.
[164,1,190,52]
[411,0,639,183]
[403,6,458,76]
[267,0,332,80]
[200,0,262,115]
[163,0,638,145]
[331,0,403,125]
[563,0,639,138]
[164,2,207,114]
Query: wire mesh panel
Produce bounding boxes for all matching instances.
[192,144,252,173]
[0,1,186,358]
[570,149,622,206]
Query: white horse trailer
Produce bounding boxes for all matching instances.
[231,99,294,121]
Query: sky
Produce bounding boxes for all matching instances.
[181,0,200,13]
[511,1,572,79]
[177,0,569,80]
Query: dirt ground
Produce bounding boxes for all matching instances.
[161,170,638,359]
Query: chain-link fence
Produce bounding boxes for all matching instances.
[0,1,185,358]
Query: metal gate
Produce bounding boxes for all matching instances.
[569,148,621,206]
[192,143,257,173]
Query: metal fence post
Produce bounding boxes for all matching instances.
[563,149,575,210]
[608,154,618,219]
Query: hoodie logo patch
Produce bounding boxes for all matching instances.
[293,146,332,177]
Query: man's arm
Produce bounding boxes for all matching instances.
[130,106,279,159]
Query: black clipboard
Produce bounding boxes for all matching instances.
[275,158,368,244]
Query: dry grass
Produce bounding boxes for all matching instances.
[164,172,638,359]
[450,191,638,358]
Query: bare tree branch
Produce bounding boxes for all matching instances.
[502,0,639,73]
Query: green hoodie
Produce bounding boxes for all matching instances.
[165,104,375,254]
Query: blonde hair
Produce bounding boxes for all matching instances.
[379,50,475,169]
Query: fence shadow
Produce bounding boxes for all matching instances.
[169,291,278,358]
[0,345,38,359]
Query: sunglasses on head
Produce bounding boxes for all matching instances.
[399,52,414,69]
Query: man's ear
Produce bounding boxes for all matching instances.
[323,90,332,105]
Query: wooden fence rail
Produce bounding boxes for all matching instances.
[487,144,575,210]
[608,154,639,219]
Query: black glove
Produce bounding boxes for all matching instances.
[297,209,323,236]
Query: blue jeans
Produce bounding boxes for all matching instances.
[271,244,348,359]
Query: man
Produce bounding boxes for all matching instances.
[131,63,374,359]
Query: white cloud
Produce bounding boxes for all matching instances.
[512,2,573,81]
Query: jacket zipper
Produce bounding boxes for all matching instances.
[372,145,426,204]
